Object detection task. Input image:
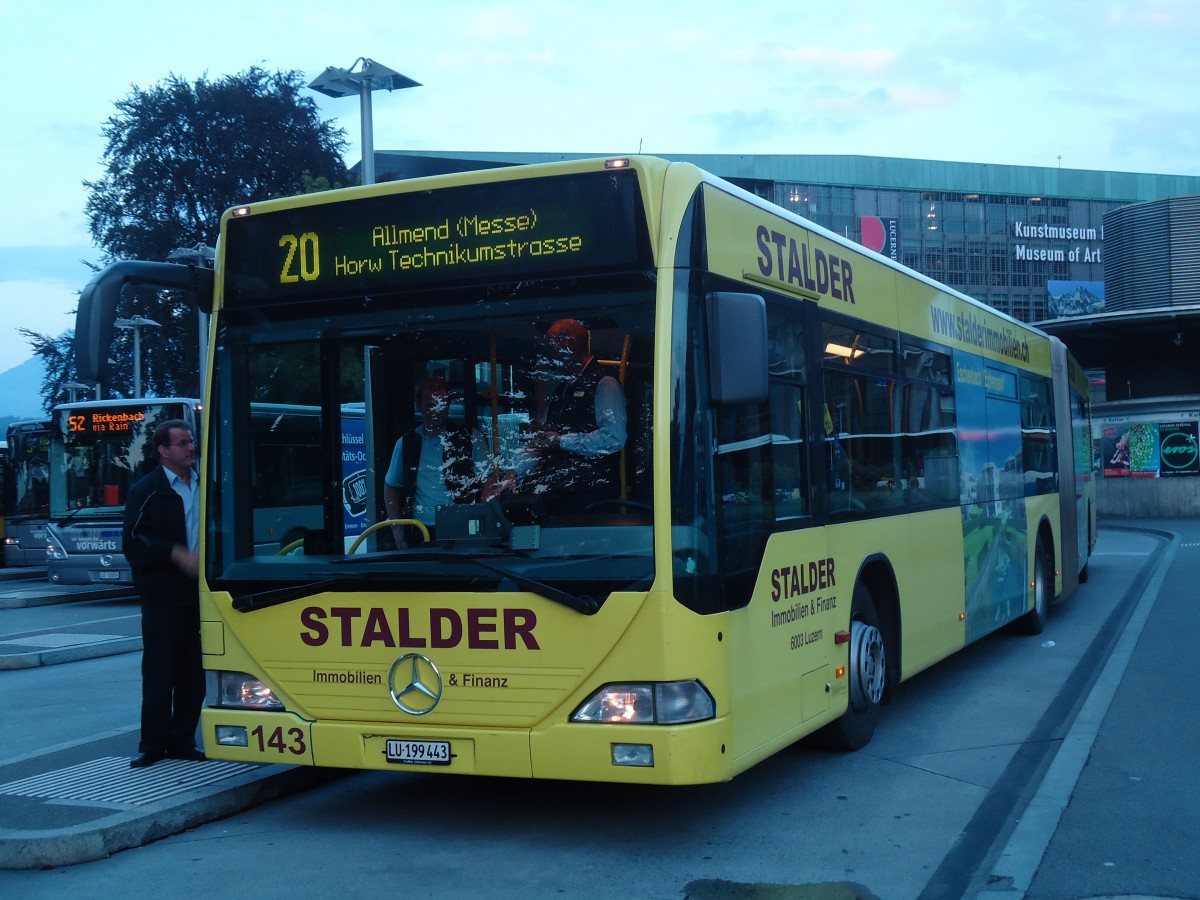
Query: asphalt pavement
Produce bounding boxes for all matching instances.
[983,518,1200,900]
[0,568,138,668]
[0,519,1196,898]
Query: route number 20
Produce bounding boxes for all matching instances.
[279,232,320,283]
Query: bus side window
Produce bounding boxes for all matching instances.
[771,383,808,519]
[902,381,959,503]
[1020,373,1057,495]
[766,304,808,520]
[713,403,772,608]
[823,370,903,511]
[901,345,958,504]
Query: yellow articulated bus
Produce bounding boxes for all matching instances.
[76,156,1095,784]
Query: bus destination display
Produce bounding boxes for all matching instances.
[223,170,649,306]
[65,408,146,436]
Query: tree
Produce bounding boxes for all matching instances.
[19,328,79,415]
[32,66,349,403]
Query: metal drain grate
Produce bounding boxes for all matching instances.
[0,756,260,806]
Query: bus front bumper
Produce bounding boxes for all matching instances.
[200,708,735,785]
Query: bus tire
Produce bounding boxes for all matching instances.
[815,582,886,751]
[1016,537,1051,635]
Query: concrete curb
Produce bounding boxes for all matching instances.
[0,764,338,869]
[0,586,129,610]
[0,636,142,670]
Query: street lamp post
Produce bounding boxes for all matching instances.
[308,58,421,186]
[114,316,161,398]
[62,381,92,403]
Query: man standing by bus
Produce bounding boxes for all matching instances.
[123,419,205,768]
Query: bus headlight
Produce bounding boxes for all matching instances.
[209,671,285,710]
[46,532,68,560]
[570,681,715,725]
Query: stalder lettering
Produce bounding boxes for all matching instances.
[299,605,540,650]
[770,557,836,602]
[755,225,855,303]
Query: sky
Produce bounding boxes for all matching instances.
[2,0,1199,377]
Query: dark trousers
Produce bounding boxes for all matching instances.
[139,602,205,754]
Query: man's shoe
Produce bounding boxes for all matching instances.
[167,748,207,762]
[129,750,165,769]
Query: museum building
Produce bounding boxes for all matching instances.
[373,151,1200,516]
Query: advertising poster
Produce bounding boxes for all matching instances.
[1101,425,1131,476]
[1101,422,1160,477]
[1158,422,1200,476]
[1047,280,1105,317]
[341,416,368,538]
[859,216,899,261]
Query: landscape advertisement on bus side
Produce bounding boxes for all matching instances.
[954,351,1029,641]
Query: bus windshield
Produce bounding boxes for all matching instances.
[206,275,656,603]
[5,420,50,521]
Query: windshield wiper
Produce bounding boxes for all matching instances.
[234,553,599,615]
[331,549,599,615]
[465,557,599,615]
[231,578,342,612]
[56,505,96,523]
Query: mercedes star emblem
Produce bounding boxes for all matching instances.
[387,653,443,715]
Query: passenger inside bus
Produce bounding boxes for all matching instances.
[383,376,490,546]
[517,318,628,511]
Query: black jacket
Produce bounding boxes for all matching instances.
[537,359,620,493]
[122,466,196,607]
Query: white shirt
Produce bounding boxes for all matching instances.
[165,466,199,553]
[386,427,488,522]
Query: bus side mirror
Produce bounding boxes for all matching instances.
[705,291,769,406]
[74,260,215,384]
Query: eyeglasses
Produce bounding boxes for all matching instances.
[170,439,196,448]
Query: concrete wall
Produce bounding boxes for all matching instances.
[1098,476,1200,517]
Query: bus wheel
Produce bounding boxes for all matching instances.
[816,582,886,751]
[1016,537,1051,635]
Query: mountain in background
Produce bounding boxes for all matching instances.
[0,356,50,431]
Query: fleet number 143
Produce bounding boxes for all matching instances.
[251,724,307,755]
